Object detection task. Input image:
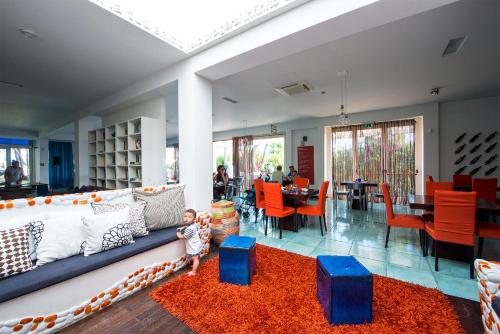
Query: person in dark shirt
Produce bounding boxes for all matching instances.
[213,165,229,185]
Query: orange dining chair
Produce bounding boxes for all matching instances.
[423,181,454,222]
[254,179,266,224]
[425,181,454,196]
[426,190,476,278]
[263,182,296,239]
[293,177,309,189]
[453,174,472,189]
[296,181,329,236]
[477,222,500,258]
[473,178,498,203]
[382,183,426,255]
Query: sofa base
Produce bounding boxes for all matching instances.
[0,219,211,334]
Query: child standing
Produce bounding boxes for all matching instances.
[177,209,203,276]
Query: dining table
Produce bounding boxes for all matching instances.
[408,194,500,262]
[341,181,378,210]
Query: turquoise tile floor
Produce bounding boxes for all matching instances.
[237,199,500,301]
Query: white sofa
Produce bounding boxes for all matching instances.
[0,185,211,334]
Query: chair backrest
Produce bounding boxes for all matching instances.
[382,183,394,220]
[425,181,453,196]
[293,177,309,189]
[453,174,472,188]
[318,181,329,214]
[473,178,498,203]
[254,179,265,207]
[434,190,476,246]
[263,182,284,211]
[425,175,434,182]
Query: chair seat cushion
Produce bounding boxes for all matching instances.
[0,227,178,303]
[390,214,424,229]
[266,206,295,218]
[477,222,500,239]
[256,199,265,209]
[297,204,321,216]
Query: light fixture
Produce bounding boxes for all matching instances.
[18,27,38,39]
[430,87,440,96]
[337,70,349,125]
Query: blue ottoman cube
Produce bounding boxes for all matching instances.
[316,255,372,325]
[219,235,256,285]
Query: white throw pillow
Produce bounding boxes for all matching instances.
[34,214,86,266]
[82,208,133,256]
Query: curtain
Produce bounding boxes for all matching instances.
[49,141,74,189]
[173,144,179,182]
[331,119,415,204]
[232,136,254,190]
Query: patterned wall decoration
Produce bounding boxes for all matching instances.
[475,259,500,334]
[453,131,498,177]
[0,186,211,334]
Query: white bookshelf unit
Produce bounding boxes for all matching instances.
[88,116,161,189]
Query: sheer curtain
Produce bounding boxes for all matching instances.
[331,119,415,204]
[232,136,254,190]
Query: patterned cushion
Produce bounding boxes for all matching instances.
[0,226,33,278]
[91,201,148,237]
[134,185,185,231]
[30,215,86,266]
[82,208,134,256]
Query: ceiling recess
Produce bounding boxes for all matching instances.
[275,80,313,96]
[442,36,467,56]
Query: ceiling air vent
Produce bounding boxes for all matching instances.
[275,80,313,96]
[442,36,467,56]
[222,97,239,104]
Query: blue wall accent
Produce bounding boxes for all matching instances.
[49,141,74,189]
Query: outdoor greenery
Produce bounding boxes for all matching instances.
[254,141,284,173]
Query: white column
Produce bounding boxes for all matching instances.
[75,117,101,187]
[178,72,213,211]
[36,137,49,184]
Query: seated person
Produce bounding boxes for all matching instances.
[4,160,25,186]
[271,165,286,184]
[288,165,299,178]
[213,165,229,186]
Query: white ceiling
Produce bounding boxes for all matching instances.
[212,0,500,132]
[0,0,186,132]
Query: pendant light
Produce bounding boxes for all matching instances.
[337,70,349,125]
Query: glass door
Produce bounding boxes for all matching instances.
[10,147,30,183]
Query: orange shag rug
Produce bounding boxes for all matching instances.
[150,245,464,334]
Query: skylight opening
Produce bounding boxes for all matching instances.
[89,0,307,53]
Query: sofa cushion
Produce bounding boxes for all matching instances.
[0,227,178,303]
[91,201,148,237]
[82,208,133,256]
[134,185,185,231]
[0,226,33,278]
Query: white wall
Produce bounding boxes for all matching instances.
[439,96,500,181]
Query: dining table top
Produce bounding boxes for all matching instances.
[408,194,500,216]
[340,181,378,187]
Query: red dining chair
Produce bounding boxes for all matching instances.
[426,190,476,278]
[453,174,472,189]
[473,178,498,203]
[293,177,309,189]
[296,181,329,236]
[254,179,265,224]
[423,181,454,222]
[477,222,500,258]
[263,182,296,239]
[382,183,426,255]
[425,181,453,196]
